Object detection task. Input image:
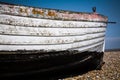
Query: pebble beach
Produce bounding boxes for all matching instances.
[64,51,120,80]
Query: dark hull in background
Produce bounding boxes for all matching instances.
[0,51,104,78]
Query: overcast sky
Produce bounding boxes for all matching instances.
[0,0,120,49]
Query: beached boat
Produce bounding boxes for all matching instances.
[0,2,108,77]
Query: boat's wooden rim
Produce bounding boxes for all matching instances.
[0,1,108,22]
[0,1,106,16]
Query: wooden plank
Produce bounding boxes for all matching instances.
[73,42,104,52]
[0,3,108,21]
[0,24,106,37]
[0,33,105,45]
[0,42,104,54]
[0,37,104,51]
[0,14,107,28]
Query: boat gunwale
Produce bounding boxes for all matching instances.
[0,13,108,23]
[0,1,108,22]
[0,1,106,16]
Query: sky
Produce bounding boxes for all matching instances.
[0,0,120,50]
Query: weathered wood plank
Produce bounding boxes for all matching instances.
[0,24,106,37]
[0,42,103,54]
[73,42,104,52]
[0,14,107,28]
[0,37,104,51]
[0,3,108,21]
[0,33,105,45]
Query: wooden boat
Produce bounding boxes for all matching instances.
[0,2,108,77]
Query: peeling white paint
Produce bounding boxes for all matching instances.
[0,33,105,44]
[73,42,104,52]
[0,5,108,52]
[0,14,107,28]
[0,24,106,36]
[0,3,108,22]
[0,37,104,51]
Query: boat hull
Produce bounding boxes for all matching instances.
[0,15,106,52]
[0,3,107,52]
[0,51,104,77]
[0,2,107,77]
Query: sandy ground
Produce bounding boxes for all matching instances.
[63,51,120,80]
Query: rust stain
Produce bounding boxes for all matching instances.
[32,9,44,15]
[19,8,23,13]
[38,10,44,15]
[8,5,14,8]
[48,11,56,16]
[19,8,27,13]
[32,8,36,14]
[25,9,27,13]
